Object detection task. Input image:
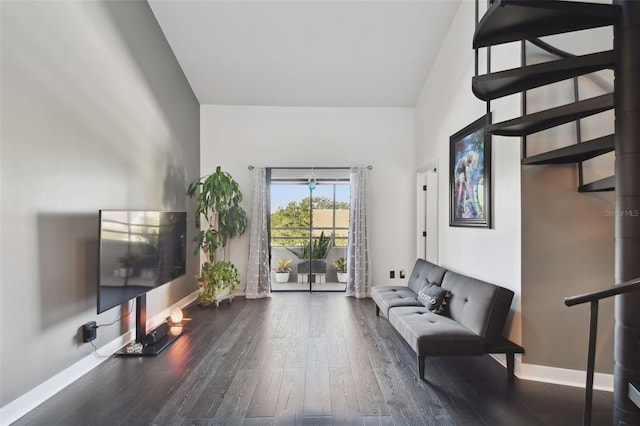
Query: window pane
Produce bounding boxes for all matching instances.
[270,184,310,247]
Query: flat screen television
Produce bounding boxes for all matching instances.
[97,210,187,314]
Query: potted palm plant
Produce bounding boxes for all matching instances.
[332,257,347,283]
[290,231,334,282]
[272,259,292,283]
[187,166,248,306]
[117,253,139,278]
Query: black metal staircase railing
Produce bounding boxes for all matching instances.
[472,49,614,101]
[473,0,619,49]
[486,93,613,136]
[520,38,615,192]
[472,0,618,193]
[564,278,640,426]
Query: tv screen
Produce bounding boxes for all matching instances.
[97,210,187,314]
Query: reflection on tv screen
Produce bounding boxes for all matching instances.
[97,211,186,313]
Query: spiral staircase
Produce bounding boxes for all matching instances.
[470,1,640,425]
[473,0,617,191]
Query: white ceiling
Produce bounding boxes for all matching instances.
[148,0,461,107]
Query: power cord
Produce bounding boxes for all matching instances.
[90,340,110,359]
[96,304,134,329]
[88,304,134,358]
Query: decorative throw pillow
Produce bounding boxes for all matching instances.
[417,281,451,314]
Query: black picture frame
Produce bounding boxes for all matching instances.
[449,113,492,228]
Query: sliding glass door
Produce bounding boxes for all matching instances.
[269,168,350,292]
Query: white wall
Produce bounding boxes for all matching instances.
[414,1,522,343]
[200,105,415,290]
[0,0,199,409]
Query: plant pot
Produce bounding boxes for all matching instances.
[297,259,327,274]
[337,272,348,283]
[117,267,134,278]
[216,288,231,298]
[198,286,231,306]
[274,272,290,283]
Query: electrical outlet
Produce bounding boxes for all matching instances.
[389,270,395,279]
[399,269,406,279]
[82,321,97,343]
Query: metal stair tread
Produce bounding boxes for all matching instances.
[473,0,620,49]
[473,51,615,101]
[578,176,615,193]
[522,135,614,165]
[487,93,613,137]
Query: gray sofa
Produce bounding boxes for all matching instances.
[372,259,523,380]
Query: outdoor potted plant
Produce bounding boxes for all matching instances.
[138,228,158,279]
[187,166,248,306]
[117,253,139,278]
[332,257,347,283]
[273,259,292,283]
[290,231,334,282]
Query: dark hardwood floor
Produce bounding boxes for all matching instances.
[15,293,613,425]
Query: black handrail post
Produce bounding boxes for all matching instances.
[565,278,640,425]
[583,300,599,426]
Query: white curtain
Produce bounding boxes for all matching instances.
[346,167,372,298]
[246,167,271,299]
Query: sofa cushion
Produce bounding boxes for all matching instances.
[441,270,514,341]
[417,282,451,314]
[388,307,485,356]
[371,259,448,318]
[407,259,448,294]
[371,286,422,318]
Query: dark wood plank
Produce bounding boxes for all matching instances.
[12,293,614,426]
[285,336,308,368]
[291,298,311,338]
[211,368,260,425]
[242,417,275,426]
[159,305,261,420]
[273,368,306,425]
[326,327,350,368]
[361,416,394,426]
[268,337,291,369]
[308,300,327,337]
[346,348,389,417]
[329,367,363,425]
[245,367,284,418]
[304,337,332,417]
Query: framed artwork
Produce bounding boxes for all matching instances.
[449,113,492,228]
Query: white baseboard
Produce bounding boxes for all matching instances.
[0,292,198,426]
[490,354,614,392]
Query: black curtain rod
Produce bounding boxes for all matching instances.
[270,178,351,183]
[248,165,373,170]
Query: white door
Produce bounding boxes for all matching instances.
[416,168,438,263]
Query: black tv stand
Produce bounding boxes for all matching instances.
[117,332,181,356]
[116,294,183,357]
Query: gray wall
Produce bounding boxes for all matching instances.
[522,166,615,372]
[0,1,200,406]
[520,29,616,373]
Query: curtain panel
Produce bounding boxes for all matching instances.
[346,166,372,298]
[246,167,271,299]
